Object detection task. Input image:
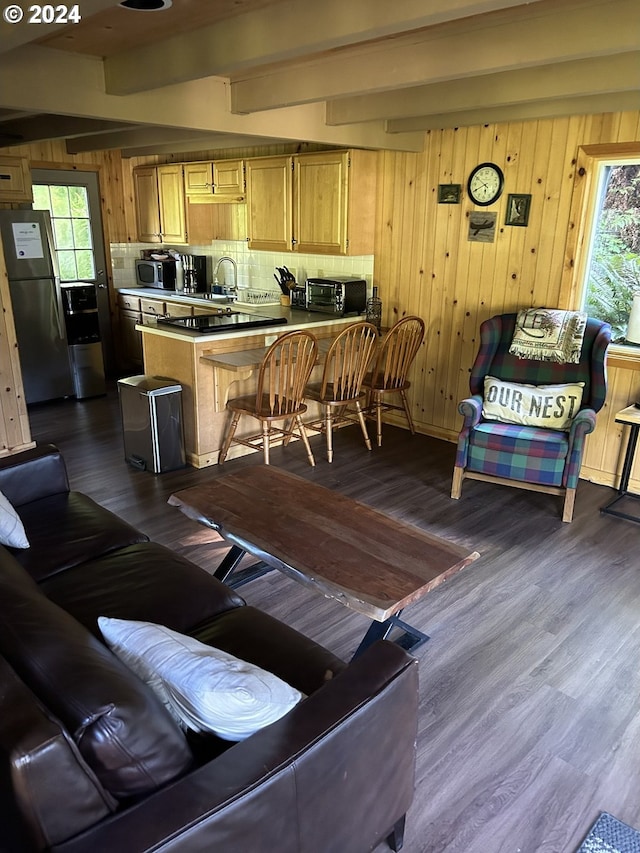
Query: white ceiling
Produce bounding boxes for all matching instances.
[0,0,637,156]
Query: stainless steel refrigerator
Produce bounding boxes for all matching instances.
[0,209,74,404]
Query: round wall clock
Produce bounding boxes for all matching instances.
[467,162,504,206]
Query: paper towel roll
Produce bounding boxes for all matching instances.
[626,293,640,345]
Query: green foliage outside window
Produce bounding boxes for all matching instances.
[32,183,95,282]
[583,164,640,343]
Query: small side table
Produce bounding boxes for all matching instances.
[601,404,640,523]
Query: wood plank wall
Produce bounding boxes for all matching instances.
[373,110,640,492]
[0,243,34,454]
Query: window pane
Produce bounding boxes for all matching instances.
[69,186,89,218]
[32,185,51,210]
[50,186,70,217]
[72,218,92,249]
[75,250,95,279]
[58,250,77,281]
[53,218,74,250]
[582,163,640,343]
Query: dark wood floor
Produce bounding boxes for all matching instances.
[28,386,640,853]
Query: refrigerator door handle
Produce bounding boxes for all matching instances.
[54,285,66,340]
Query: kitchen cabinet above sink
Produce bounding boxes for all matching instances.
[245,149,377,256]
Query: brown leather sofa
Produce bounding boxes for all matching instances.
[0,444,418,853]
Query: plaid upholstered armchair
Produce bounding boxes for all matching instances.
[451,312,611,522]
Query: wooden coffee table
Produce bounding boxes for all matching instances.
[169,466,479,658]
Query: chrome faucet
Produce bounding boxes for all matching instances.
[213,256,237,294]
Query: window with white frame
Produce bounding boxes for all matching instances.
[32,183,96,282]
[580,160,640,344]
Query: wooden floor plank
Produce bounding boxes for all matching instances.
[27,385,640,853]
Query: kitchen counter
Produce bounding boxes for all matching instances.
[120,286,356,342]
[134,296,362,468]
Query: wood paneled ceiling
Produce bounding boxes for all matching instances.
[0,0,637,156]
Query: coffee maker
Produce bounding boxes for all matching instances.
[179,255,208,293]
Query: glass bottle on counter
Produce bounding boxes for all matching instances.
[366,286,382,334]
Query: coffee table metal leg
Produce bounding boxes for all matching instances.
[214,544,274,588]
[214,544,246,583]
[352,610,430,660]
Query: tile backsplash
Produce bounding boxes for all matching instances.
[110,241,374,295]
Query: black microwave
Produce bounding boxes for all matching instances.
[135,259,177,290]
[305,277,367,315]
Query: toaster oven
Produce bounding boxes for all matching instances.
[305,277,367,315]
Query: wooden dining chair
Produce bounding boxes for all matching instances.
[305,321,378,462]
[218,330,319,466]
[362,315,425,446]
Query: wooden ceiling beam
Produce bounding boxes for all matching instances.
[386,91,640,132]
[0,46,424,152]
[326,53,640,125]
[120,135,291,158]
[229,0,639,114]
[0,115,132,145]
[66,126,245,153]
[103,0,543,96]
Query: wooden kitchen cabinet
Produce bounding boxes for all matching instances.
[117,294,141,312]
[184,159,245,202]
[245,150,377,255]
[213,159,245,198]
[184,162,212,198]
[117,293,142,369]
[294,150,349,255]
[119,308,143,368]
[164,303,193,318]
[133,164,187,244]
[140,297,166,317]
[133,167,161,243]
[0,156,32,203]
[157,164,187,243]
[246,156,293,252]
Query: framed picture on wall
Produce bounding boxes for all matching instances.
[505,194,531,227]
[438,184,462,204]
[468,211,497,243]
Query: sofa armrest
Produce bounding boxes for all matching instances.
[457,395,483,429]
[52,641,419,853]
[564,407,598,490]
[0,445,69,508]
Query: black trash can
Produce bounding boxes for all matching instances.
[117,375,186,473]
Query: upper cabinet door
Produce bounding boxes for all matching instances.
[293,151,349,255]
[157,164,187,244]
[185,160,245,203]
[184,162,214,197]
[212,159,245,198]
[246,156,293,252]
[133,167,161,243]
[0,156,32,203]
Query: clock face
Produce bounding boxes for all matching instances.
[467,163,504,206]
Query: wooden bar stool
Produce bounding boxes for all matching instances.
[305,321,378,462]
[362,316,425,446]
[218,330,319,466]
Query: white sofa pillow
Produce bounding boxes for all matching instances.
[98,617,303,741]
[0,490,29,549]
[483,376,585,430]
